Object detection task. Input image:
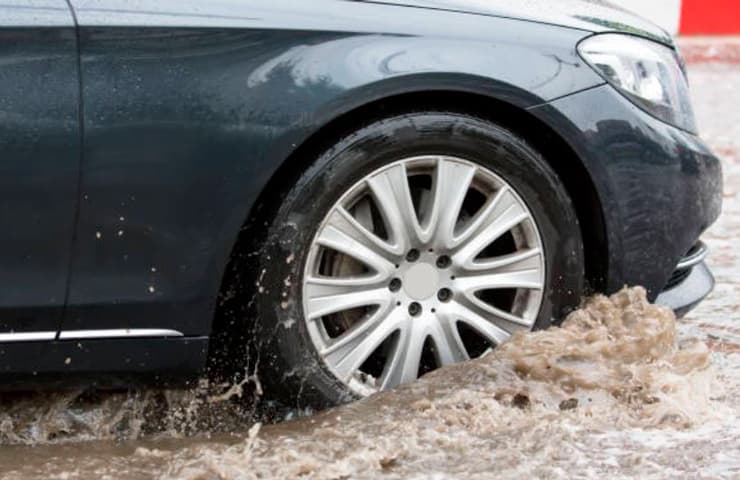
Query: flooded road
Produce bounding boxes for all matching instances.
[1,39,739,479]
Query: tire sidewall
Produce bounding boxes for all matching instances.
[255,113,584,407]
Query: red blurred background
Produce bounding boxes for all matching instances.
[681,0,740,34]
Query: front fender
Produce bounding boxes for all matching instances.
[255,26,604,195]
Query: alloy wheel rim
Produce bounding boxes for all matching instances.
[302,155,546,396]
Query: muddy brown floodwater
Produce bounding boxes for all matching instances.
[1,39,740,479]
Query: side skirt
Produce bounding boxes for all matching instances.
[0,336,209,390]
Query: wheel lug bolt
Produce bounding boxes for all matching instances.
[437,288,452,302]
[406,249,420,262]
[389,278,402,292]
[436,255,451,269]
[408,302,422,316]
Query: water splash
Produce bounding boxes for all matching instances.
[0,378,258,446]
[154,287,726,480]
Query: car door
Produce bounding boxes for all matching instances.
[0,0,81,339]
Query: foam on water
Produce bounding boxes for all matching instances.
[153,287,730,480]
[0,379,259,445]
[2,284,736,479]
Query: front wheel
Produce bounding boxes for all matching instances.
[254,112,584,407]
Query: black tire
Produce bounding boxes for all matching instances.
[253,112,584,409]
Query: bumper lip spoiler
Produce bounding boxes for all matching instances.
[656,260,715,318]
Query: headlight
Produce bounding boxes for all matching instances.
[578,34,696,133]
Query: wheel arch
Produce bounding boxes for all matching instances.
[207,88,609,372]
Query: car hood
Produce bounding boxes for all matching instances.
[361,0,672,45]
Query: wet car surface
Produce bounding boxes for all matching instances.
[0,38,738,480]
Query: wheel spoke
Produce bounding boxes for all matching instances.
[304,275,392,320]
[316,207,398,276]
[353,198,375,233]
[459,292,535,329]
[323,306,406,381]
[454,248,543,328]
[367,163,420,250]
[465,247,542,272]
[429,316,470,366]
[428,158,477,248]
[456,266,543,292]
[484,304,535,329]
[448,300,512,346]
[380,320,427,389]
[452,187,529,265]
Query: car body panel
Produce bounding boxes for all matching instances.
[0,336,208,389]
[61,0,602,336]
[0,0,73,27]
[0,0,81,334]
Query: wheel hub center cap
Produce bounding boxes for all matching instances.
[403,263,440,300]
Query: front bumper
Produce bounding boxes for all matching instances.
[529,84,722,311]
[655,241,713,317]
[656,260,714,318]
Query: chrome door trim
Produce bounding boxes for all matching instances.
[59,329,184,339]
[0,329,184,342]
[0,331,57,342]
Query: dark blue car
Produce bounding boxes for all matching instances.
[0,0,721,407]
